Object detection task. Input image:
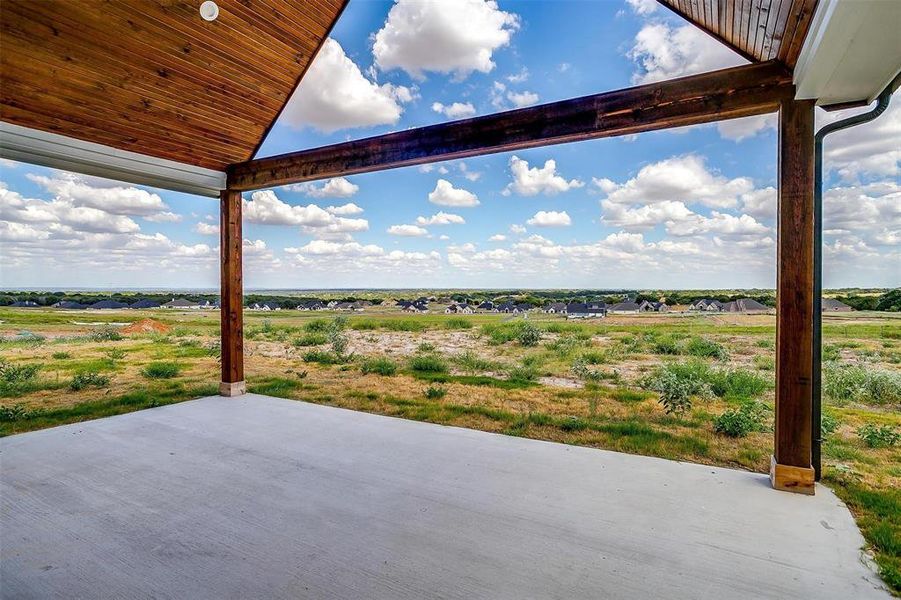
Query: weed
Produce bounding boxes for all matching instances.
[571,358,618,382]
[424,385,447,400]
[518,322,542,347]
[824,364,901,405]
[753,355,775,371]
[0,404,31,421]
[444,318,473,330]
[70,371,111,391]
[52,351,71,360]
[857,424,900,448]
[417,342,437,353]
[304,319,331,333]
[454,350,498,373]
[360,357,398,376]
[0,361,41,383]
[685,337,728,360]
[713,402,768,437]
[302,350,342,365]
[410,354,449,374]
[90,326,122,342]
[141,362,180,379]
[821,412,839,439]
[707,368,769,400]
[293,333,328,347]
[560,416,589,432]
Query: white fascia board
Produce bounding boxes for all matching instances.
[0,122,226,197]
[794,0,901,106]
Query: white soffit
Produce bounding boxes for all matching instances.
[0,122,226,197]
[794,0,901,106]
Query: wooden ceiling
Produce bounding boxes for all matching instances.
[659,0,818,67]
[0,0,347,170]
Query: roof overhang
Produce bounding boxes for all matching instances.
[0,122,225,197]
[794,0,901,106]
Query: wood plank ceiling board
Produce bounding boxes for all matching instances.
[657,0,818,67]
[0,0,347,171]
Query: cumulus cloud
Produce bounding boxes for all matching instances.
[286,240,441,274]
[416,211,466,225]
[289,177,359,198]
[432,101,476,119]
[428,179,480,206]
[243,190,369,239]
[325,202,364,216]
[281,39,413,133]
[373,0,520,80]
[527,210,571,227]
[0,182,140,234]
[626,0,658,15]
[26,173,178,222]
[601,200,694,230]
[506,90,539,108]
[509,224,527,234]
[387,224,430,237]
[819,100,901,179]
[489,234,507,241]
[628,23,743,85]
[503,156,584,196]
[717,114,777,141]
[598,155,753,209]
[194,222,219,235]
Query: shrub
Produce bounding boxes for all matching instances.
[713,402,768,437]
[304,319,331,333]
[546,335,590,357]
[707,368,769,400]
[70,371,111,391]
[579,349,610,365]
[360,357,398,376]
[857,424,900,448]
[824,364,901,405]
[823,344,842,361]
[454,350,498,373]
[0,361,41,383]
[0,404,31,421]
[326,317,349,356]
[508,364,539,382]
[518,322,542,347]
[302,350,341,365]
[104,348,126,360]
[410,354,449,374]
[350,320,378,331]
[424,385,447,400]
[52,351,71,360]
[755,338,774,349]
[571,358,618,382]
[90,326,122,342]
[821,412,839,439]
[642,361,713,416]
[293,333,328,347]
[753,355,775,371]
[141,362,180,379]
[650,335,681,355]
[685,337,728,360]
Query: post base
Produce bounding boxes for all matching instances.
[770,456,815,495]
[219,381,246,397]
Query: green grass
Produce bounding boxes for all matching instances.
[293,332,328,346]
[823,364,901,405]
[141,362,181,379]
[409,354,449,373]
[453,350,502,373]
[360,357,398,376]
[411,371,537,389]
[247,376,303,397]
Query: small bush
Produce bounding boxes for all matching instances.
[0,404,31,421]
[821,412,839,439]
[753,355,775,371]
[713,402,768,437]
[104,348,126,360]
[650,335,681,355]
[141,362,180,379]
[326,317,349,356]
[518,322,542,347]
[360,357,398,376]
[293,333,328,347]
[685,337,728,360]
[823,344,842,361]
[70,371,111,391]
[508,364,539,382]
[302,350,342,365]
[90,326,122,342]
[755,338,775,349]
[304,319,331,333]
[857,424,900,448]
[52,351,71,360]
[708,368,769,400]
[0,362,41,383]
[571,358,619,382]
[579,349,610,365]
[642,361,713,416]
[410,354,449,374]
[454,350,498,373]
[824,364,901,405]
[424,385,447,400]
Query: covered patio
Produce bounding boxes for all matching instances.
[1,0,900,597]
[1,393,889,599]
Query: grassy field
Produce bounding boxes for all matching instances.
[1,305,899,591]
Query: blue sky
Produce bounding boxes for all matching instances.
[1,0,898,290]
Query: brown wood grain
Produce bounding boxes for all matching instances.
[229,61,794,191]
[775,97,815,469]
[0,0,345,170]
[220,189,244,385]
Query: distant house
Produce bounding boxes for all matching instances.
[249,301,282,311]
[722,298,769,313]
[199,300,218,310]
[822,298,853,312]
[609,301,641,314]
[477,301,496,312]
[638,301,668,313]
[334,301,364,312]
[404,302,428,313]
[129,299,161,309]
[445,303,473,314]
[9,300,40,308]
[690,299,724,312]
[51,300,86,310]
[297,300,325,311]
[88,300,130,310]
[566,302,606,319]
[497,302,530,314]
[545,302,567,314]
[161,298,201,309]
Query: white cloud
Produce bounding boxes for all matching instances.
[26,173,177,221]
[194,222,219,235]
[242,190,369,239]
[507,67,529,83]
[281,39,412,133]
[558,62,571,73]
[510,224,527,234]
[740,187,777,220]
[325,202,364,215]
[665,211,771,238]
[416,211,466,225]
[598,155,753,209]
[628,23,743,85]
[418,164,449,174]
[373,0,520,80]
[506,90,539,108]
[489,234,507,241]
[527,210,571,227]
[289,177,359,198]
[626,0,658,15]
[387,224,429,237]
[717,114,777,141]
[432,101,476,119]
[458,162,482,181]
[428,179,480,206]
[819,101,901,179]
[504,156,584,196]
[0,182,140,234]
[601,199,694,230]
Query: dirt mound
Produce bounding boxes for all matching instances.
[121,319,171,335]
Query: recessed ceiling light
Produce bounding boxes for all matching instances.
[199,1,219,22]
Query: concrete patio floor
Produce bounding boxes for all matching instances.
[1,394,889,599]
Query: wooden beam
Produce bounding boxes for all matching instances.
[228,61,794,191]
[772,97,815,495]
[219,189,245,397]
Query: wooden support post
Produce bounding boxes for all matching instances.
[219,189,245,397]
[772,98,815,494]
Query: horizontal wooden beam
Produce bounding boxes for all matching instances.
[227,61,794,192]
